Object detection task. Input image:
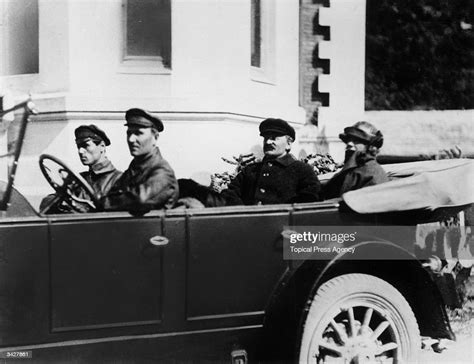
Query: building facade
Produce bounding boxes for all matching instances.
[1,0,307,206]
[1,0,472,207]
[298,0,473,159]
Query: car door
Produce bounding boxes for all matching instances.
[170,204,290,331]
[0,216,50,346]
[48,211,169,337]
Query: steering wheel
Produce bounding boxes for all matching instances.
[39,154,101,213]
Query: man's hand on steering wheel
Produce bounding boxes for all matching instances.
[39,154,101,214]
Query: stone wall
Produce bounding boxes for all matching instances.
[366,110,474,157]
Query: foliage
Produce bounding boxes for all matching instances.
[303,153,342,175]
[210,154,260,192]
[365,0,474,110]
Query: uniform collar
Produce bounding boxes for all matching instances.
[89,158,115,175]
[131,147,162,171]
[263,153,296,167]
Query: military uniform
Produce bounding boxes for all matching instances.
[74,125,122,198]
[178,118,320,207]
[103,147,178,212]
[222,153,320,205]
[79,159,122,198]
[220,119,320,205]
[40,124,120,213]
[101,108,178,212]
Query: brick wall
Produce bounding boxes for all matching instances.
[299,1,473,158]
[299,0,329,126]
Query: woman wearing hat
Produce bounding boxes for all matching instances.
[323,121,389,199]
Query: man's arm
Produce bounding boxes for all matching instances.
[220,170,246,205]
[102,167,178,212]
[39,193,67,214]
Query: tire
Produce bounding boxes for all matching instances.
[298,274,420,363]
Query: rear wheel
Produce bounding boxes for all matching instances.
[299,274,420,363]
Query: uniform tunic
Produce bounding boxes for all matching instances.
[79,159,122,198]
[39,158,121,213]
[103,147,178,212]
[221,153,321,205]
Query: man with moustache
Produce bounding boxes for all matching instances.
[323,121,389,199]
[179,118,321,206]
[40,125,122,213]
[102,108,179,213]
[221,118,321,205]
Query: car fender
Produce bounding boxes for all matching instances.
[260,240,454,361]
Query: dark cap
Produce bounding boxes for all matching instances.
[75,124,111,146]
[339,121,383,148]
[125,108,164,132]
[259,118,296,140]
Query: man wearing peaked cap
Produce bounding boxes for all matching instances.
[75,124,111,146]
[74,124,122,197]
[220,117,320,205]
[102,108,178,213]
[178,117,321,206]
[40,124,122,213]
[259,118,296,140]
[125,108,164,132]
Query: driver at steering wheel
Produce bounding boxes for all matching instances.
[40,124,122,213]
[73,125,122,197]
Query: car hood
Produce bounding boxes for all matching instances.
[0,180,38,217]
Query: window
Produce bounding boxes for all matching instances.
[250,0,275,84]
[0,0,39,76]
[122,0,171,70]
[251,0,261,68]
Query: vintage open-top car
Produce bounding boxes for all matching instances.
[0,101,473,363]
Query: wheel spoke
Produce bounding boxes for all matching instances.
[300,275,419,364]
[362,308,373,329]
[330,319,348,343]
[318,341,344,356]
[347,307,357,337]
[370,321,390,341]
[376,342,398,355]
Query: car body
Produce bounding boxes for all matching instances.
[0,103,473,363]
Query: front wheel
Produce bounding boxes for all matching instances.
[299,274,420,363]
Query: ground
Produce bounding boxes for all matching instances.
[419,299,474,363]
